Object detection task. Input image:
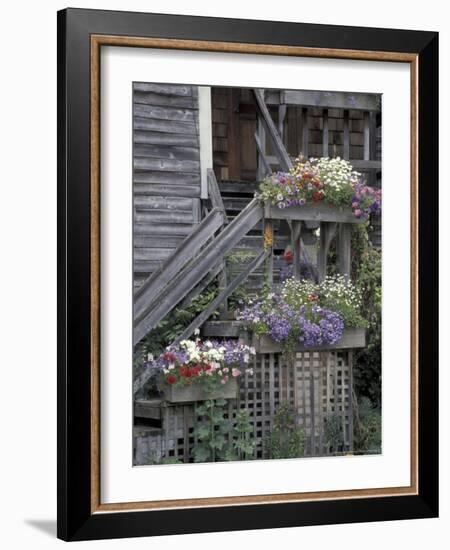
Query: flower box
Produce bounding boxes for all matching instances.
[264,203,365,224]
[252,327,366,353]
[163,378,238,403]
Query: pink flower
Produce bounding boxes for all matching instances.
[232,368,241,378]
[354,209,362,218]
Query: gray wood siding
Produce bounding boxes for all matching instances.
[133,83,202,285]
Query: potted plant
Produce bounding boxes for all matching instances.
[258,157,381,223]
[238,275,367,353]
[145,335,255,403]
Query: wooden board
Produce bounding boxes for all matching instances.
[265,203,364,224]
[253,328,366,353]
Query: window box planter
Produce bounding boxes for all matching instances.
[163,378,238,403]
[252,327,366,353]
[264,203,365,224]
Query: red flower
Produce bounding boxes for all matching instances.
[203,363,212,372]
[313,180,322,188]
[283,248,293,263]
[166,374,177,385]
[191,365,202,377]
[180,366,191,378]
[312,191,324,203]
[162,352,176,362]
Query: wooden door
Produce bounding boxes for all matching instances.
[212,87,257,182]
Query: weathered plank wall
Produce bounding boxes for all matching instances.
[211,88,380,181]
[133,83,202,287]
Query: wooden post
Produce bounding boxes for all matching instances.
[317,222,337,282]
[228,88,241,180]
[263,218,274,287]
[291,220,302,279]
[343,109,350,160]
[322,108,329,157]
[256,115,267,182]
[301,107,309,158]
[348,350,354,452]
[218,267,228,319]
[338,223,352,278]
[278,104,287,143]
[309,362,316,456]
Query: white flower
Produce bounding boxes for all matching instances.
[147,353,154,362]
[194,328,200,336]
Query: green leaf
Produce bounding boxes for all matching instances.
[193,445,211,463]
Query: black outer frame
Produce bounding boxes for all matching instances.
[57,8,438,542]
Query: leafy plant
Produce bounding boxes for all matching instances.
[140,451,183,465]
[354,396,382,453]
[225,250,258,265]
[193,399,230,463]
[226,409,256,461]
[324,414,344,452]
[352,224,382,406]
[265,402,305,459]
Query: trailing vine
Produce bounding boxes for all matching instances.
[351,223,382,407]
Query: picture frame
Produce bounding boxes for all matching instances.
[57,7,438,541]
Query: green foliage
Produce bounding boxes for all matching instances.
[133,282,219,371]
[225,409,256,461]
[282,275,368,328]
[324,414,344,452]
[143,452,183,465]
[265,402,305,459]
[225,250,258,265]
[352,224,382,406]
[193,399,230,463]
[354,397,382,453]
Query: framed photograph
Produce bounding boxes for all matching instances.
[57,8,438,541]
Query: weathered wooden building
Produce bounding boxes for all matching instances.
[132,83,382,464]
[133,84,381,290]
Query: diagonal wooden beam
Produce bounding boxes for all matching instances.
[207,168,228,224]
[253,89,293,172]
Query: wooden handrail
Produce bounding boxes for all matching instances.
[133,198,263,346]
[172,249,270,345]
[134,207,224,318]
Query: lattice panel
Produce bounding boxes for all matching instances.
[134,350,353,465]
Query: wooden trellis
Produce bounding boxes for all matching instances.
[134,349,353,465]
